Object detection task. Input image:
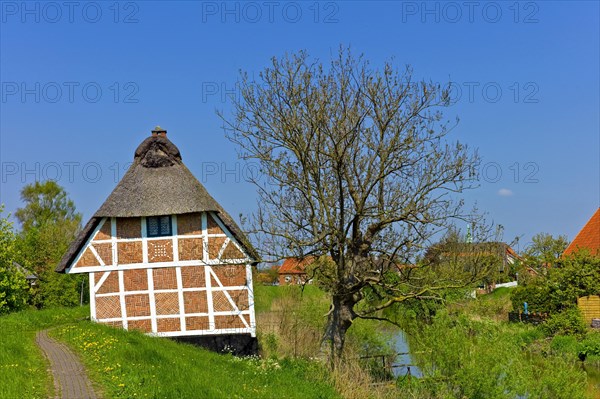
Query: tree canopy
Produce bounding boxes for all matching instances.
[523,232,569,271]
[0,206,29,315]
[14,181,85,308]
[511,250,600,315]
[15,180,81,231]
[221,47,488,363]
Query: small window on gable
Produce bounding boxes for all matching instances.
[147,216,172,237]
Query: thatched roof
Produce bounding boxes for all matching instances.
[56,130,258,272]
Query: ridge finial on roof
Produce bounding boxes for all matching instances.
[134,126,181,168]
[151,125,167,137]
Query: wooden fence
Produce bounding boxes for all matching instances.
[508,312,548,325]
[578,295,600,326]
[358,352,417,382]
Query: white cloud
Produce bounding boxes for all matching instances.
[498,188,514,197]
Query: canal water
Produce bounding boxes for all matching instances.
[389,330,600,398]
[391,330,423,378]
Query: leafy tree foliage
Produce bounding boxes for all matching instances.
[14,181,86,308]
[15,181,81,231]
[511,250,600,315]
[220,47,487,362]
[0,206,29,314]
[541,307,587,337]
[522,233,569,272]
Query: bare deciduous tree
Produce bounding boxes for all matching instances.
[220,47,489,364]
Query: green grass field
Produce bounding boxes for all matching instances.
[50,320,339,399]
[0,301,340,399]
[0,306,88,399]
[253,284,328,313]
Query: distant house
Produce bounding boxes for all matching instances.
[13,262,38,286]
[278,257,315,285]
[56,127,259,352]
[427,241,520,273]
[255,264,280,285]
[426,241,520,291]
[563,208,600,257]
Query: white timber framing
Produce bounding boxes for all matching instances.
[68,212,257,337]
[64,217,106,274]
[147,268,158,333]
[68,259,249,274]
[207,266,251,330]
[246,263,256,335]
[111,217,118,266]
[95,285,248,297]
[202,212,215,330]
[209,211,251,259]
[118,269,128,329]
[89,272,96,321]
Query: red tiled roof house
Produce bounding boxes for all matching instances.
[278,257,314,285]
[563,208,600,257]
[56,127,258,351]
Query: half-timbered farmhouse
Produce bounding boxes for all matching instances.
[56,127,258,350]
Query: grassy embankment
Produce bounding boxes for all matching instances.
[399,287,599,399]
[0,298,340,399]
[0,285,393,399]
[0,306,88,399]
[8,285,596,399]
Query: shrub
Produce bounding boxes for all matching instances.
[579,332,600,358]
[540,308,587,337]
[511,251,600,314]
[550,335,579,355]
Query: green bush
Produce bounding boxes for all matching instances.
[511,251,600,314]
[0,207,30,315]
[550,335,579,355]
[540,308,587,337]
[579,332,600,358]
[403,309,587,398]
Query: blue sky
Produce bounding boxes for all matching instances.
[1,1,598,252]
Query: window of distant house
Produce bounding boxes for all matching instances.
[285,276,291,283]
[147,216,172,237]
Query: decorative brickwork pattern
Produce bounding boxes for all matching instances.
[207,214,224,234]
[181,265,205,288]
[153,268,177,289]
[95,220,112,240]
[117,217,141,239]
[185,316,209,331]
[178,238,203,261]
[148,239,173,263]
[94,243,113,265]
[117,241,143,264]
[228,289,249,310]
[208,237,226,259]
[157,317,181,332]
[215,315,245,330]
[212,291,235,312]
[155,292,180,315]
[183,291,208,314]
[96,296,121,319]
[212,265,246,286]
[221,241,245,260]
[125,294,151,317]
[177,213,202,235]
[123,269,148,291]
[75,248,99,268]
[96,272,119,294]
[128,319,152,332]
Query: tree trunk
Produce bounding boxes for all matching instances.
[320,294,355,368]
